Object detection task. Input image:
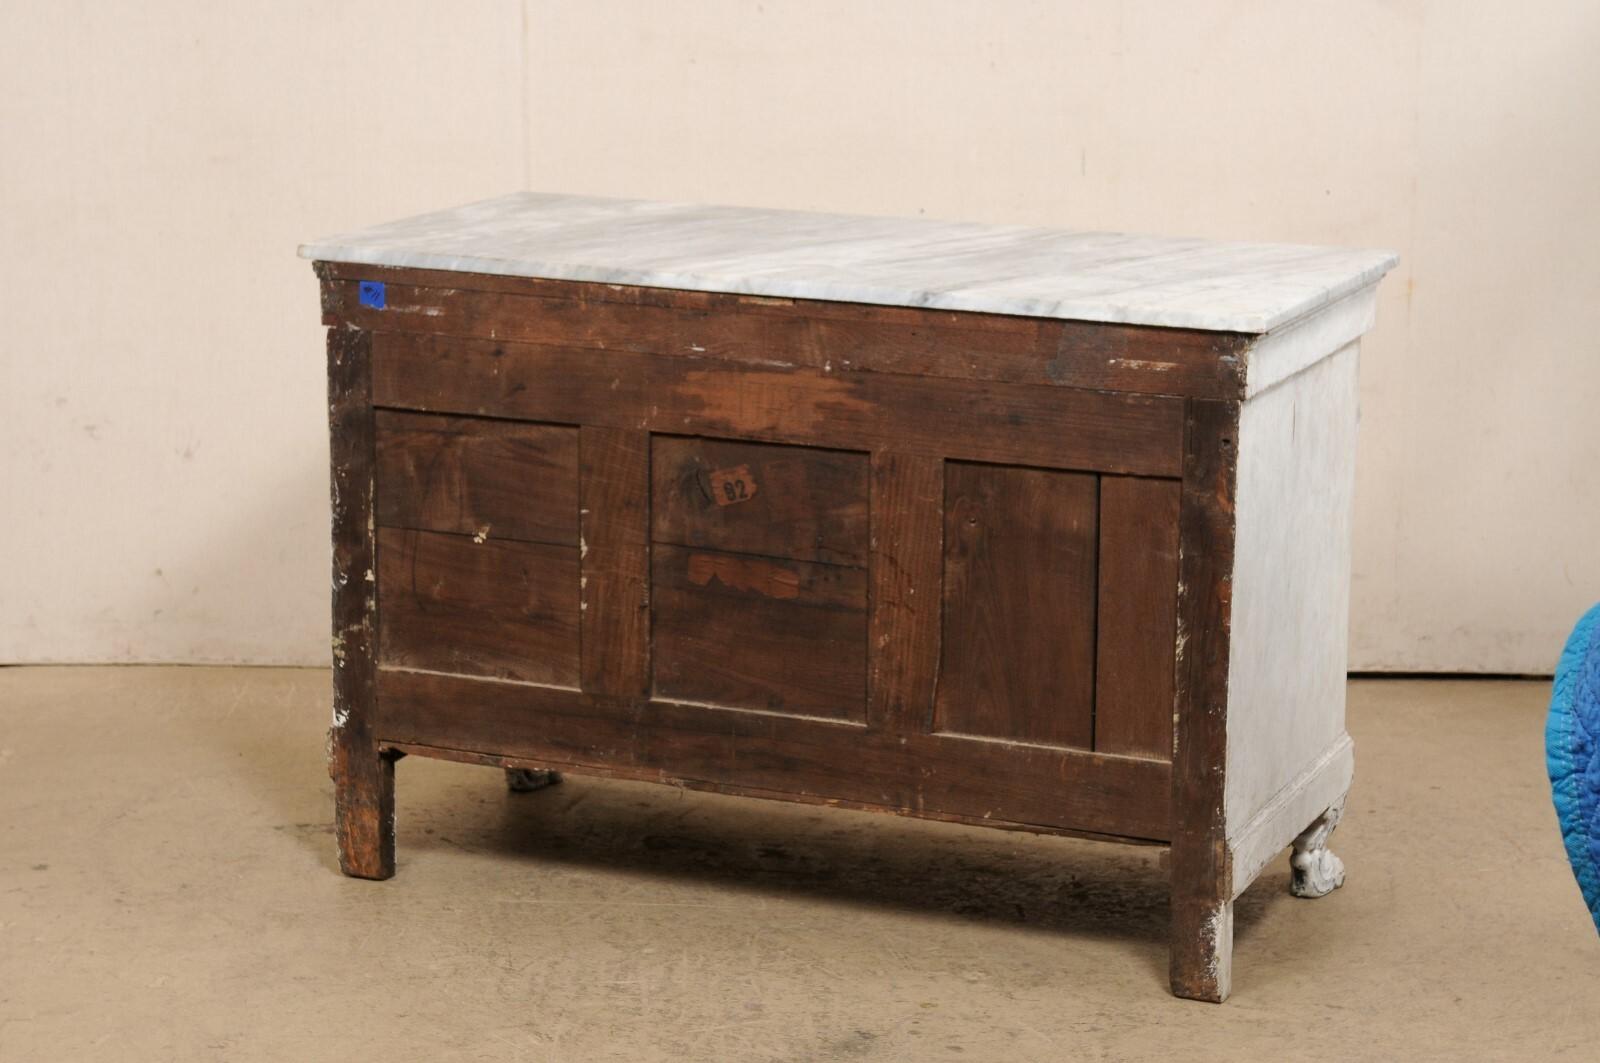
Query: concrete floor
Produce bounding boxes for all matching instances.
[1,668,1595,1061]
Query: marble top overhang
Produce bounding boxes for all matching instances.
[300,193,1398,334]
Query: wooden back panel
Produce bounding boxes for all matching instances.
[338,270,1198,841]
[937,462,1099,748]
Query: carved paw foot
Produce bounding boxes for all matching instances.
[1289,798,1346,899]
[505,768,563,793]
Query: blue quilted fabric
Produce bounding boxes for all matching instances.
[1547,602,1600,932]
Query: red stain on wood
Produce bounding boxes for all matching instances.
[684,551,801,600]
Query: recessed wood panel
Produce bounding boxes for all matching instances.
[652,436,869,566]
[377,528,579,685]
[651,544,867,720]
[936,463,1098,748]
[1095,476,1181,759]
[375,411,578,545]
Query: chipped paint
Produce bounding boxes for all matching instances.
[1201,904,1234,995]
[1107,358,1178,372]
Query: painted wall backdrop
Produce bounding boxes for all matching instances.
[3,0,1596,673]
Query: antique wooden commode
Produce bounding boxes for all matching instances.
[301,194,1395,1001]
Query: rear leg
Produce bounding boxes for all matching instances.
[506,767,563,793]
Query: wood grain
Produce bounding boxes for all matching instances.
[1095,476,1181,759]
[313,258,1343,1003]
[370,331,1184,478]
[375,410,578,546]
[318,263,1251,400]
[374,668,1172,841]
[936,462,1098,749]
[867,452,944,734]
[326,326,396,880]
[579,427,651,698]
[1168,399,1241,1003]
[376,527,580,686]
[652,436,869,566]
[387,739,1163,849]
[651,544,867,720]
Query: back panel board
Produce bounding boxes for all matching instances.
[354,281,1189,840]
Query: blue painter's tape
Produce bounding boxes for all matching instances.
[358,281,386,309]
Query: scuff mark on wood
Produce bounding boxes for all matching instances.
[685,551,801,600]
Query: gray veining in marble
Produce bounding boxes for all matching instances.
[300,193,1398,333]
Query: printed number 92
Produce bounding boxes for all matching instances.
[722,478,749,502]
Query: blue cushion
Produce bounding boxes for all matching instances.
[1548,602,1600,932]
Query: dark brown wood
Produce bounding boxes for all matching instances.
[318,263,1251,400]
[867,452,944,734]
[327,326,395,880]
[652,436,869,566]
[385,739,1166,849]
[650,544,867,720]
[935,462,1098,749]
[374,668,1172,841]
[387,739,1164,845]
[316,262,1270,1002]
[1168,399,1240,1003]
[375,410,578,546]
[1095,476,1182,759]
[369,332,1185,478]
[579,427,651,698]
[376,528,580,685]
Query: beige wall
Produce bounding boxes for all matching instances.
[4,1,1596,672]
[2,1,525,663]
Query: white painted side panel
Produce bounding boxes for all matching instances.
[1225,343,1360,835]
[1246,285,1377,399]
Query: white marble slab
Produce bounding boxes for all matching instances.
[300,193,1398,333]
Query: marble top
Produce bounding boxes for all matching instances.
[300,193,1398,333]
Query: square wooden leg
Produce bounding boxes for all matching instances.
[328,325,391,880]
[332,742,396,880]
[1168,399,1238,1003]
[1170,885,1234,1003]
